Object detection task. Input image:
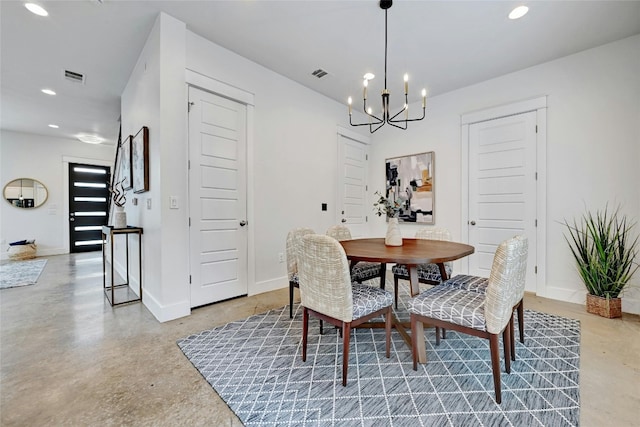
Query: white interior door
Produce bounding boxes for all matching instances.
[188,86,248,308]
[337,132,370,238]
[468,111,537,291]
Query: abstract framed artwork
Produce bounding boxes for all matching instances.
[385,151,435,224]
[120,135,133,190]
[132,126,149,194]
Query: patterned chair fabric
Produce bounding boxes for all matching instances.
[352,284,394,319]
[392,263,453,283]
[326,225,385,286]
[297,234,393,386]
[409,235,529,404]
[392,227,452,308]
[409,285,487,330]
[286,227,315,318]
[444,274,489,293]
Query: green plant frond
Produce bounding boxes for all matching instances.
[561,204,639,298]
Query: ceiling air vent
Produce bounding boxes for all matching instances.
[64,69,85,84]
[311,69,329,79]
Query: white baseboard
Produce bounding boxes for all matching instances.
[143,289,191,322]
[249,276,287,296]
[539,284,640,315]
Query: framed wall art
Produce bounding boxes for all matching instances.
[132,126,149,194]
[385,151,435,224]
[120,135,133,190]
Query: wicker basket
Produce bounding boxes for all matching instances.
[586,294,622,318]
[7,244,37,260]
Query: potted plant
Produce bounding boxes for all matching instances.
[563,205,639,318]
[374,190,404,246]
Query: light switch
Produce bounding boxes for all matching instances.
[146,199,152,210]
[170,196,178,209]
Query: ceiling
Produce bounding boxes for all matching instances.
[2,0,639,146]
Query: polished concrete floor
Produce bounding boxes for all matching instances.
[1,252,639,426]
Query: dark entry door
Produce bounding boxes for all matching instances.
[69,163,110,253]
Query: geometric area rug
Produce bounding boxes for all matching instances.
[177,290,581,426]
[0,258,48,289]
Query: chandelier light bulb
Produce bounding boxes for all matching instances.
[348,97,353,115]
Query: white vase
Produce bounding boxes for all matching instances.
[385,217,403,246]
[114,206,127,229]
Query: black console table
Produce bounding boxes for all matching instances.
[102,225,143,306]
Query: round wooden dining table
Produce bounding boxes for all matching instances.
[340,237,475,363]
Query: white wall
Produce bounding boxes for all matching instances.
[0,130,114,258]
[370,35,640,314]
[120,13,190,322]
[120,13,366,322]
[186,32,363,294]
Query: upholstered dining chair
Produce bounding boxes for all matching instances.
[409,235,528,403]
[297,234,393,386]
[286,227,315,318]
[326,225,386,288]
[391,227,453,308]
[444,270,525,361]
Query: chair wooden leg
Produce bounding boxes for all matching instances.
[393,275,400,309]
[517,300,525,343]
[302,307,309,362]
[489,333,502,404]
[342,322,351,386]
[435,327,441,346]
[385,308,391,358]
[510,312,516,361]
[380,263,387,290]
[503,324,511,374]
[442,329,446,339]
[289,282,295,319]
[411,315,418,370]
[319,320,323,335]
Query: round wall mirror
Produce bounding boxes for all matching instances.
[3,178,48,209]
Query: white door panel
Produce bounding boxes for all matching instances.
[469,111,537,292]
[337,133,370,238]
[189,86,248,307]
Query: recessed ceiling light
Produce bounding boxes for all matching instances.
[41,89,56,95]
[48,124,59,129]
[25,3,48,17]
[509,5,529,20]
[77,134,104,144]
[363,73,375,80]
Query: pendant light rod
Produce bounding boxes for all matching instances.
[347,0,427,133]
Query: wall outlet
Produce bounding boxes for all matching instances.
[278,253,284,263]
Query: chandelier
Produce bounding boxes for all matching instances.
[348,0,426,133]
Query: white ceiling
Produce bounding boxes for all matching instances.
[2,0,639,146]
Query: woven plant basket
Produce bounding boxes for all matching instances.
[586,294,622,319]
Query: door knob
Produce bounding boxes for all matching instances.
[341,218,347,223]
[70,218,75,222]
[239,220,247,227]
[470,220,476,226]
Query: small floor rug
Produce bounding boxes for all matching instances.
[178,284,580,426]
[0,258,48,289]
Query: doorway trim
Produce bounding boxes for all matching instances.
[460,96,548,296]
[185,69,258,298]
